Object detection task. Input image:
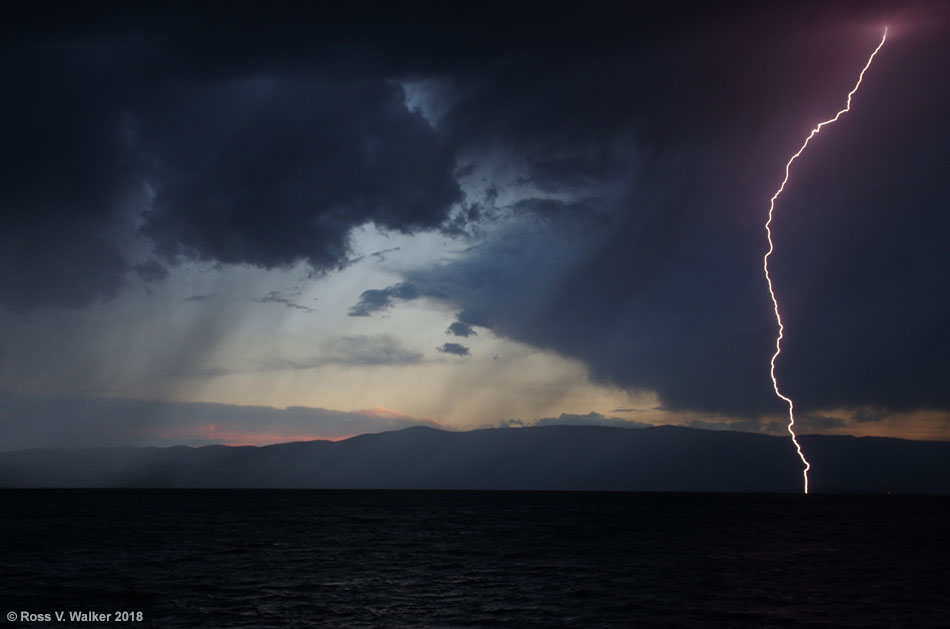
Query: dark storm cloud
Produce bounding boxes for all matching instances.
[139,79,460,271]
[388,5,950,419]
[3,1,948,425]
[438,343,470,357]
[508,197,609,231]
[0,6,466,312]
[0,1,760,313]
[0,38,136,311]
[133,260,169,284]
[525,151,635,193]
[457,307,493,329]
[446,322,476,337]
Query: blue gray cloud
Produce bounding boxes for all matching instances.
[446,322,476,337]
[437,343,470,357]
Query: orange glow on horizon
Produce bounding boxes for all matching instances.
[154,424,357,447]
[358,406,415,420]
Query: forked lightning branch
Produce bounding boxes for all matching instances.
[763,28,888,494]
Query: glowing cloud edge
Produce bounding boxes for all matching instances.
[763,28,888,494]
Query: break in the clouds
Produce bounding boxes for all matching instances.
[1,2,948,442]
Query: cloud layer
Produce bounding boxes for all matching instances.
[140,79,460,272]
[2,2,948,429]
[0,393,442,450]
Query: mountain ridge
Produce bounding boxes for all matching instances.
[1,425,948,493]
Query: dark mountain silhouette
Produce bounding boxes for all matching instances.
[1,425,948,493]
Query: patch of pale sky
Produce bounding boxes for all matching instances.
[0,212,657,430]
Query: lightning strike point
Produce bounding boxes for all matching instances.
[763,28,887,494]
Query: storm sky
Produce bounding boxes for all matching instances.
[1,1,948,449]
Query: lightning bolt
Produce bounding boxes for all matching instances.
[764,28,888,494]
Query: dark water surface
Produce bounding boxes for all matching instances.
[1,490,948,627]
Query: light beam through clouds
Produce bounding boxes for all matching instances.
[763,27,888,494]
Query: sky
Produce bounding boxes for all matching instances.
[0,1,948,449]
